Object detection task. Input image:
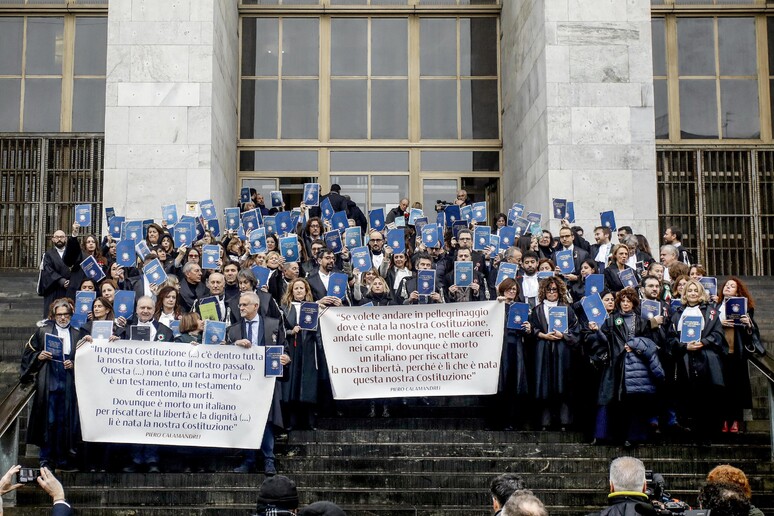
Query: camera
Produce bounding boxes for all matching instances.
[644,470,705,515]
[435,200,453,212]
[18,468,40,484]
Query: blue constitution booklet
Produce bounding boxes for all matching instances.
[44,334,64,362]
[421,223,441,248]
[552,198,567,219]
[105,207,115,222]
[240,187,251,204]
[473,226,491,251]
[600,210,617,231]
[134,240,151,261]
[91,320,114,341]
[162,204,178,225]
[327,272,348,299]
[548,306,568,333]
[454,262,474,288]
[113,291,135,319]
[143,258,168,285]
[436,211,445,228]
[122,220,142,241]
[75,290,96,317]
[109,216,124,239]
[461,205,472,223]
[324,230,343,254]
[417,270,435,295]
[75,204,92,226]
[173,221,195,248]
[303,183,320,206]
[641,300,661,321]
[331,211,348,232]
[206,219,220,237]
[203,320,226,345]
[369,208,385,230]
[555,249,574,274]
[299,302,319,331]
[414,217,428,235]
[618,268,637,288]
[116,239,136,268]
[472,202,487,223]
[270,191,283,208]
[351,246,372,272]
[581,294,607,327]
[168,320,181,338]
[275,211,292,235]
[489,235,500,251]
[241,209,260,233]
[495,263,518,287]
[251,265,271,289]
[344,227,362,248]
[680,315,704,343]
[498,226,516,251]
[200,199,217,221]
[387,228,406,255]
[249,228,267,255]
[279,235,300,262]
[585,274,604,297]
[511,203,525,218]
[537,271,555,280]
[320,198,334,222]
[566,202,576,223]
[513,217,530,237]
[202,245,220,270]
[507,303,530,331]
[699,277,717,297]
[725,297,747,323]
[669,299,683,315]
[265,346,284,377]
[80,256,105,283]
[264,216,276,236]
[444,205,461,224]
[225,207,241,231]
[408,208,423,226]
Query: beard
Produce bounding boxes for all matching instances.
[54,240,66,249]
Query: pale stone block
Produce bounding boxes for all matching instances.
[557,22,639,46]
[189,46,214,83]
[101,167,129,221]
[107,19,120,45]
[130,46,190,82]
[569,46,629,83]
[546,0,569,22]
[547,107,572,144]
[128,106,188,144]
[117,83,201,107]
[186,168,213,200]
[131,0,190,22]
[186,107,212,145]
[128,169,189,216]
[201,21,214,46]
[191,0,215,22]
[106,45,131,82]
[628,44,655,83]
[547,168,575,198]
[199,82,213,107]
[105,82,119,107]
[551,83,641,107]
[198,145,213,169]
[111,0,132,22]
[546,45,570,83]
[631,167,659,221]
[548,145,562,170]
[571,107,631,144]
[630,105,657,143]
[568,0,627,23]
[103,145,117,171]
[118,21,202,46]
[104,107,130,144]
[117,145,201,170]
[626,0,652,23]
[559,144,652,170]
[573,169,634,218]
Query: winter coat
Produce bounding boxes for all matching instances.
[668,304,727,388]
[623,336,665,395]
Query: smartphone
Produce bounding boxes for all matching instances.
[18,468,39,484]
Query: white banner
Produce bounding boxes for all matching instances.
[75,340,275,449]
[319,301,504,400]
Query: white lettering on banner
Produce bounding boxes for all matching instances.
[75,340,275,449]
[319,301,504,399]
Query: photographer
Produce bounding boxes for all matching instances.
[587,456,653,516]
[0,465,72,515]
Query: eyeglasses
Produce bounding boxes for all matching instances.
[370,238,383,242]
[546,287,558,292]
[458,237,472,241]
[55,312,72,317]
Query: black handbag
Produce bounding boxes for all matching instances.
[744,330,766,356]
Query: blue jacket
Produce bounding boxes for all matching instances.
[623,336,665,395]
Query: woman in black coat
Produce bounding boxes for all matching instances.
[360,277,396,307]
[603,244,639,293]
[528,276,580,430]
[667,279,727,445]
[568,258,598,303]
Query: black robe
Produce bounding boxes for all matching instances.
[499,302,531,397]
[528,303,580,401]
[40,247,72,317]
[281,304,322,405]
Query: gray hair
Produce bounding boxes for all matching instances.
[182,261,200,275]
[623,235,639,248]
[502,492,548,516]
[240,291,260,306]
[659,244,678,258]
[136,295,154,308]
[609,457,646,493]
[504,246,522,262]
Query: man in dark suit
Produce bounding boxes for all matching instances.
[0,466,73,515]
[178,261,209,312]
[444,248,488,303]
[396,253,443,305]
[516,251,540,307]
[306,248,349,306]
[38,230,73,318]
[118,296,174,343]
[227,291,290,475]
[192,272,237,324]
[552,226,589,284]
[589,226,613,271]
[125,253,164,307]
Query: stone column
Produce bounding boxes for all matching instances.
[102,0,239,224]
[502,0,658,243]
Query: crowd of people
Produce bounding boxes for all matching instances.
[27,185,766,476]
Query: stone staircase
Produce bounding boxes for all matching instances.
[0,272,772,515]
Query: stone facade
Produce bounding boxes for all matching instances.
[502,0,658,242]
[102,0,238,223]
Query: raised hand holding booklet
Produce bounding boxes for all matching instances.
[45,334,64,361]
[225,207,241,231]
[320,197,334,221]
[600,210,617,231]
[351,246,372,272]
[618,268,637,288]
[327,272,348,299]
[324,230,344,254]
[162,204,178,225]
[552,198,567,219]
[495,263,519,287]
[75,204,92,226]
[200,199,217,221]
[498,226,516,251]
[581,294,607,327]
[585,274,604,297]
[472,202,487,223]
[725,297,747,323]
[116,239,136,268]
[143,258,167,285]
[641,300,661,320]
[303,183,320,206]
[279,235,300,262]
[473,226,491,251]
[270,191,283,208]
[275,211,292,235]
[241,209,260,232]
[344,227,362,248]
[699,277,717,297]
[113,290,135,319]
[80,255,105,283]
[387,228,406,255]
[249,228,267,255]
[421,223,441,248]
[417,270,435,295]
[331,211,348,232]
[369,208,385,230]
[555,249,574,274]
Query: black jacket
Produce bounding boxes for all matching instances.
[587,492,654,516]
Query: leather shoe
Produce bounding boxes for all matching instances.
[233,463,253,473]
[264,459,277,476]
[147,464,160,473]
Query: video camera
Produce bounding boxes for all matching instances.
[643,470,708,516]
[435,200,454,213]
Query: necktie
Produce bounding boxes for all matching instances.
[247,320,255,343]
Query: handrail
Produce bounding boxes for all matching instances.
[749,351,774,461]
[0,381,36,440]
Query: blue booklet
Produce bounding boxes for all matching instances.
[331,211,348,232]
[699,277,717,297]
[327,272,348,299]
[585,274,604,297]
[566,202,576,223]
[299,302,319,331]
[279,235,300,262]
[173,221,195,248]
[451,220,468,240]
[472,202,487,223]
[109,216,125,239]
[75,204,92,226]
[725,297,747,323]
[91,320,113,341]
[237,225,246,241]
[600,210,617,231]
[618,268,637,288]
[303,183,320,206]
[70,312,87,331]
[224,207,241,231]
[414,217,429,235]
[548,306,569,333]
[290,208,301,230]
[203,320,226,345]
[507,208,519,226]
[143,258,168,285]
[344,227,362,248]
[275,211,292,235]
[581,294,607,327]
[513,217,530,237]
[537,271,554,280]
[249,228,267,255]
[194,217,206,241]
[408,208,423,226]
[135,240,151,261]
[489,234,500,251]
[265,345,284,377]
[555,249,575,274]
[417,270,435,295]
[206,219,220,237]
[270,191,283,208]
[351,246,372,272]
[240,187,251,204]
[44,333,64,362]
[387,228,405,255]
[526,212,542,234]
[680,315,704,343]
[369,208,385,230]
[105,207,115,222]
[75,290,96,318]
[507,303,530,331]
[264,216,276,236]
[436,211,445,228]
[460,205,472,223]
[122,220,143,242]
[202,245,220,270]
[168,320,181,338]
[421,223,441,248]
[200,199,217,221]
[641,300,661,321]
[511,203,525,218]
[320,197,334,221]
[454,261,474,287]
[498,226,516,251]
[116,239,135,268]
[324,230,344,254]
[394,215,406,228]
[241,209,260,233]
[473,226,491,251]
[114,290,135,319]
[162,204,178,225]
[669,298,683,315]
[444,205,462,224]
[80,255,105,283]
[495,263,519,287]
[552,198,567,219]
